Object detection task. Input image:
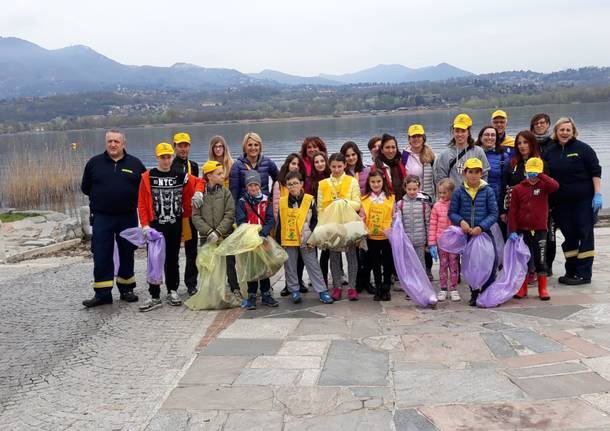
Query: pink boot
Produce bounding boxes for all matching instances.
[331,288,343,301]
[347,288,359,301]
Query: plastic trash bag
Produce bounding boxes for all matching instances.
[386,217,437,307]
[308,200,367,250]
[236,237,289,283]
[438,226,468,254]
[185,243,241,310]
[120,227,165,285]
[490,223,505,264]
[215,224,263,256]
[462,233,495,290]
[477,236,531,308]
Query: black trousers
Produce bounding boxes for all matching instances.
[91,211,138,300]
[226,255,239,291]
[520,229,548,275]
[183,218,198,289]
[319,249,330,285]
[148,220,182,298]
[368,239,392,288]
[247,278,271,294]
[546,212,557,273]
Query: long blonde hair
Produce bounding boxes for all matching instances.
[208,135,234,174]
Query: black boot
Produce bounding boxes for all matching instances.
[373,284,382,301]
[469,288,479,307]
[120,291,139,302]
[83,296,113,308]
[382,284,392,301]
[280,286,290,296]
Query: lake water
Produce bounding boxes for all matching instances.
[1,102,610,206]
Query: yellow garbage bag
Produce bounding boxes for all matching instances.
[185,243,241,310]
[307,200,368,250]
[236,237,289,283]
[215,224,263,256]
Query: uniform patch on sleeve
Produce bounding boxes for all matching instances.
[567,153,579,158]
[121,168,134,174]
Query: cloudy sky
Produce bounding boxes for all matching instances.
[2,0,609,76]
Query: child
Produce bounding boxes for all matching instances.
[317,153,361,301]
[276,171,334,304]
[191,160,236,292]
[236,171,278,310]
[308,151,332,285]
[428,178,460,302]
[397,175,432,272]
[448,158,499,306]
[138,142,198,312]
[360,170,395,301]
[508,157,559,300]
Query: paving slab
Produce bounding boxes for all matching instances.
[146,409,228,431]
[511,372,610,399]
[237,297,325,319]
[497,304,585,320]
[180,355,252,385]
[200,338,282,356]
[274,386,357,416]
[393,409,439,431]
[233,368,301,385]
[399,332,494,363]
[420,398,610,430]
[217,318,301,339]
[581,392,610,416]
[497,350,582,369]
[319,340,389,386]
[293,317,351,337]
[505,361,589,378]
[394,369,524,406]
[164,385,274,411]
[223,410,284,431]
[284,409,393,431]
[277,340,328,356]
[577,328,610,349]
[502,328,565,353]
[544,330,609,357]
[569,304,610,325]
[249,355,321,369]
[480,332,518,358]
[583,356,610,379]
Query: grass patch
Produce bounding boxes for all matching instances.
[0,212,39,223]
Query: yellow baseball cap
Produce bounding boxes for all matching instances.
[155,142,174,157]
[525,157,544,174]
[453,113,473,130]
[173,132,191,144]
[203,160,223,175]
[463,158,483,170]
[492,110,507,120]
[408,124,425,136]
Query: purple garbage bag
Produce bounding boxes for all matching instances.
[462,233,495,290]
[120,227,166,285]
[490,223,505,264]
[438,226,467,254]
[387,217,437,307]
[477,236,531,308]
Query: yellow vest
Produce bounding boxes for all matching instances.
[279,193,313,246]
[319,175,353,210]
[279,184,288,199]
[361,195,395,240]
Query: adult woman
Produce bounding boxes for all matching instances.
[501,131,541,222]
[402,124,436,200]
[340,141,369,194]
[367,136,382,164]
[374,134,406,200]
[434,114,490,188]
[300,136,328,192]
[543,118,602,285]
[530,113,553,156]
[476,125,506,211]
[208,135,234,187]
[229,132,279,203]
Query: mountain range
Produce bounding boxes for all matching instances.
[0,37,474,98]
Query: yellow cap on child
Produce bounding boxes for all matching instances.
[203,160,223,175]
[463,158,483,170]
[155,142,174,157]
[525,157,544,174]
[408,124,425,136]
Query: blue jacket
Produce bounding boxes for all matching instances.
[449,181,499,232]
[484,148,507,208]
[229,154,279,203]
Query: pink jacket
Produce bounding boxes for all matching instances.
[428,199,451,246]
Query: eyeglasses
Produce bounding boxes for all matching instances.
[286,182,301,188]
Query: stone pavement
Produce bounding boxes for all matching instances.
[2,228,610,430]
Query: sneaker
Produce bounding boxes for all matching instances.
[280,286,290,297]
[241,294,257,310]
[261,292,279,307]
[560,275,591,286]
[347,288,359,301]
[187,286,198,296]
[120,291,139,302]
[167,290,182,306]
[331,288,342,301]
[319,291,334,304]
[139,298,162,312]
[437,290,448,302]
[291,291,302,304]
[82,296,113,308]
[450,290,461,302]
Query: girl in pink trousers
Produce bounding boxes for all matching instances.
[428,178,460,302]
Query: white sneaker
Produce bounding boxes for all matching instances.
[437,290,448,302]
[450,290,461,302]
[167,290,182,306]
[139,298,162,312]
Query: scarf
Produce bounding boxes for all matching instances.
[534,131,551,143]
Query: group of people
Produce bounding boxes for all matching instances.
[80,109,602,310]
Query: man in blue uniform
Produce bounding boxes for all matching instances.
[81,130,147,307]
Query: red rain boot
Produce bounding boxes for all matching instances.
[347,288,359,301]
[331,287,343,301]
[514,278,528,299]
[538,275,550,301]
